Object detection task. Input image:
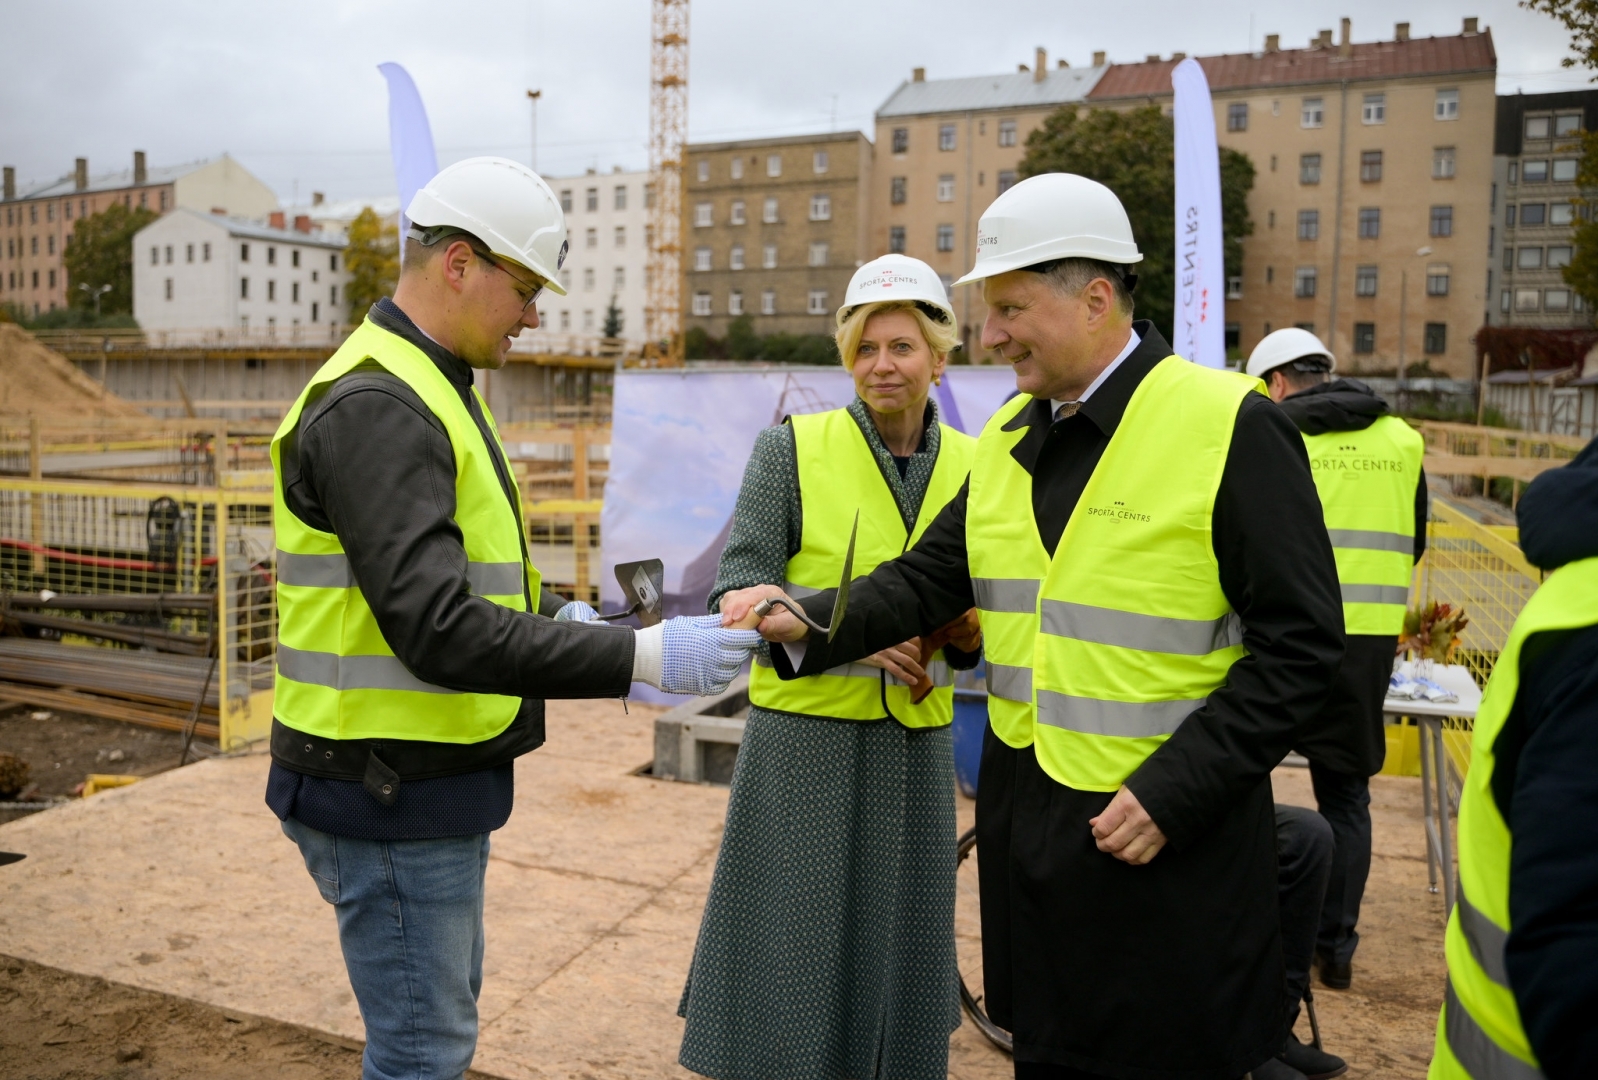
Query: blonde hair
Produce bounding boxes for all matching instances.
[834,300,959,369]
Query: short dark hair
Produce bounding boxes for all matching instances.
[1271,358,1332,391]
[1031,257,1135,316]
[400,225,484,276]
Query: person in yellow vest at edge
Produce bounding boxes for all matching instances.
[1428,436,1598,1079]
[722,173,1347,1080]
[266,157,762,1080]
[677,254,982,1080]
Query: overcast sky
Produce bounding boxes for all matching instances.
[0,0,1585,203]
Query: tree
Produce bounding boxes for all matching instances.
[1523,1,1598,313]
[602,295,624,338]
[63,202,158,317]
[344,207,399,320]
[1523,0,1598,70]
[1019,103,1255,341]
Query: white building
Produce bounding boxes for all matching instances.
[277,193,403,243]
[133,208,349,342]
[522,166,650,352]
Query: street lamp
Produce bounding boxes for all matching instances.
[527,89,542,174]
[1396,245,1434,407]
[77,282,111,318]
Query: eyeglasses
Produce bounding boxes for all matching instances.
[471,248,547,311]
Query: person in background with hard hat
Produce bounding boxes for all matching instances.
[1246,328,1427,1014]
[723,174,1345,1080]
[678,255,981,1080]
[1429,436,1598,1079]
[267,157,762,1080]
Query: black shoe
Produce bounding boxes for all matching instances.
[1280,1034,1348,1080]
[1317,956,1352,990]
[1248,1057,1307,1080]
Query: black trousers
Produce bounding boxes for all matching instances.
[1276,804,1334,1031]
[1308,761,1373,965]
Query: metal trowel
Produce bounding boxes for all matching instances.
[752,509,858,643]
[594,559,665,626]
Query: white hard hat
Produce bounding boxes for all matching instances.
[953,172,1142,288]
[1245,327,1337,379]
[405,156,570,295]
[837,254,955,327]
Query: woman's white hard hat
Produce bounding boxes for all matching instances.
[405,156,570,295]
[953,172,1142,288]
[1245,327,1337,379]
[837,254,956,327]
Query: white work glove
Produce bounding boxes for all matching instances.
[554,599,601,622]
[632,614,761,695]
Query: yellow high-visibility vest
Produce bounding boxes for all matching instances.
[1302,414,1425,636]
[270,318,540,743]
[1429,556,1598,1080]
[748,407,975,727]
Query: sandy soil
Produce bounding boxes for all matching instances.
[0,323,143,419]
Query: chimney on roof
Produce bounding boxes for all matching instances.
[133,150,146,186]
[74,158,87,191]
[1057,58,1069,68]
[1315,29,1333,48]
[1035,46,1047,81]
[3,167,13,202]
[293,214,313,234]
[1172,51,1186,61]
[1463,17,1479,34]
[1265,33,1280,51]
[1340,17,1352,57]
[1396,22,1410,41]
[312,191,325,206]
[210,206,226,215]
[912,66,925,82]
[1092,50,1106,66]
[1145,53,1160,62]
[269,210,285,229]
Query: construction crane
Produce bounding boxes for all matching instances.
[644,0,688,366]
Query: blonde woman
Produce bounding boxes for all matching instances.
[678,255,980,1080]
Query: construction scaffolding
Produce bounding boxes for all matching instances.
[643,0,689,366]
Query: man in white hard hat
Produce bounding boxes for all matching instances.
[725,173,1344,1079]
[1246,329,1427,1004]
[267,157,760,1080]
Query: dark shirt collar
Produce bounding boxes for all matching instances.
[1003,320,1172,437]
[368,297,475,390]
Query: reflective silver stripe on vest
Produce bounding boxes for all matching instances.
[1341,583,1410,605]
[1036,690,1204,738]
[1328,528,1414,554]
[973,578,1040,615]
[277,644,461,695]
[986,662,1033,702]
[752,654,879,681]
[1040,600,1243,656]
[1458,889,1512,988]
[1444,978,1546,1080]
[467,561,523,597]
[785,581,822,600]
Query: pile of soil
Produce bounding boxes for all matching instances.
[0,323,144,419]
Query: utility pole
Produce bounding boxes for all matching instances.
[526,89,542,173]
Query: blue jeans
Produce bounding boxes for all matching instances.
[281,816,490,1080]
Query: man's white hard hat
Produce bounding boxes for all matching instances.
[838,254,956,327]
[953,172,1142,288]
[1245,327,1337,379]
[405,157,570,295]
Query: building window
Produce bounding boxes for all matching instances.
[730,244,745,270]
[1297,209,1319,241]
[1556,112,1584,136]
[729,289,744,316]
[151,245,159,266]
[997,170,1017,194]
[730,200,746,225]
[583,266,596,290]
[1526,115,1551,140]
[292,249,301,268]
[585,227,598,248]
[615,185,627,210]
[939,124,957,151]
[559,310,570,330]
[888,226,906,254]
[1362,93,1386,124]
[203,242,211,261]
[240,243,250,262]
[267,246,277,265]
[164,244,173,264]
[1426,267,1450,296]
[763,197,779,224]
[613,266,625,290]
[1553,159,1579,183]
[1360,150,1383,183]
[1520,203,1545,227]
[1353,323,1375,353]
[807,289,828,314]
[890,177,907,205]
[1518,247,1544,270]
[1300,154,1322,184]
[240,277,249,299]
[1225,322,1241,349]
[1294,266,1317,298]
[1549,244,1573,268]
[808,241,829,267]
[559,189,573,213]
[610,225,624,248]
[268,280,277,302]
[186,243,194,263]
[1507,204,1518,227]
[292,281,301,303]
[1524,160,1550,183]
[1510,161,1520,185]
[1515,288,1541,312]
[1301,97,1324,128]
[585,187,599,212]
[1434,147,1456,179]
[1355,265,1378,296]
[1504,246,1515,271]
[999,119,1018,145]
[330,283,339,306]
[312,301,319,322]
[1266,266,1274,284]
[763,243,778,269]
[164,277,173,301]
[1226,276,1242,300]
[695,202,713,227]
[1423,323,1447,354]
[1545,287,1572,312]
[813,150,829,174]
[767,154,782,177]
[809,194,831,221]
[1430,205,1454,237]
[892,127,909,154]
[731,158,744,180]
[694,247,711,272]
[692,291,712,316]
[330,254,339,272]
[936,224,955,252]
[645,183,657,208]
[1358,208,1380,239]
[936,174,955,202]
[761,289,776,315]
[1227,103,1248,132]
[1435,89,1459,121]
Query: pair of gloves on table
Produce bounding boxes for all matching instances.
[554,601,762,696]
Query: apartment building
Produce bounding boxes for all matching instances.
[1,153,278,318]
[524,166,651,346]
[1089,18,1496,378]
[872,51,1108,348]
[682,131,872,339]
[1492,90,1598,328]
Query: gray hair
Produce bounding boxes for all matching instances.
[1034,257,1135,316]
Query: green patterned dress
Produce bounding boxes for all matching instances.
[678,398,965,1080]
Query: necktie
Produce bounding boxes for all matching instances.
[1054,401,1082,422]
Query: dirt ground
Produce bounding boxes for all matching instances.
[0,323,144,419]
